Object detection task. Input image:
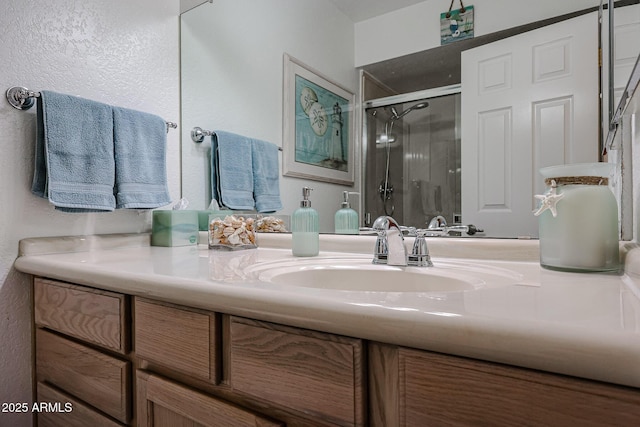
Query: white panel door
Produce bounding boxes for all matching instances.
[462,12,598,238]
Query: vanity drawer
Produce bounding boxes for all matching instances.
[37,382,125,427]
[34,277,129,354]
[134,298,220,383]
[229,317,366,426]
[36,329,131,424]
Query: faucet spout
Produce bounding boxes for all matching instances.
[372,216,407,266]
[372,215,401,232]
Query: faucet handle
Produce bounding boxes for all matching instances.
[408,229,433,267]
[373,229,389,265]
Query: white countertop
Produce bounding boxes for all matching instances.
[14,233,640,389]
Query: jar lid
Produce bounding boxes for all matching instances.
[539,162,613,179]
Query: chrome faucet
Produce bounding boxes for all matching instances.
[372,216,407,266]
[426,216,483,236]
[372,216,433,267]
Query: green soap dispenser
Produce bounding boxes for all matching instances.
[335,191,359,234]
[291,187,319,257]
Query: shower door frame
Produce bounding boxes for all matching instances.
[362,84,462,227]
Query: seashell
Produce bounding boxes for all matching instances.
[228,233,240,245]
[209,214,258,247]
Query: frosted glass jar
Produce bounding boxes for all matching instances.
[536,163,619,272]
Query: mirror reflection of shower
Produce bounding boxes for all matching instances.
[378,102,429,216]
[365,91,461,229]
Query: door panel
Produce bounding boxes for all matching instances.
[462,12,598,237]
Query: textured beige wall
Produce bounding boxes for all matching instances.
[0,1,180,425]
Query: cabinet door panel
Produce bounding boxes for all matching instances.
[399,348,640,427]
[137,370,282,427]
[36,329,131,424]
[229,317,366,427]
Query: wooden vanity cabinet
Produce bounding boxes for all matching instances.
[33,276,640,427]
[133,299,280,426]
[369,343,640,426]
[133,298,366,427]
[33,278,131,426]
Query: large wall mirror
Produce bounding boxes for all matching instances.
[181,0,639,237]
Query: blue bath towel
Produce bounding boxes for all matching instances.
[211,131,255,210]
[113,107,171,209]
[252,138,282,213]
[32,91,116,212]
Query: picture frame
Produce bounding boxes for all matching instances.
[440,4,474,45]
[283,53,355,185]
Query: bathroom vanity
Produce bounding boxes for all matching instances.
[15,234,640,426]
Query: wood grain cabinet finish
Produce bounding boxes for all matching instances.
[229,317,366,427]
[32,277,640,427]
[369,343,640,427]
[36,382,126,427]
[36,329,131,424]
[134,298,220,384]
[34,277,129,354]
[137,370,283,427]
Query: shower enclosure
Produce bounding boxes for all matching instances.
[364,89,461,229]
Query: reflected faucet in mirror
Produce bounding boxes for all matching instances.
[426,215,483,237]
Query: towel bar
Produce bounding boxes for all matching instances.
[191,126,283,151]
[6,86,178,133]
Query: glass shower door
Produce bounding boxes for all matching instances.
[364,92,461,229]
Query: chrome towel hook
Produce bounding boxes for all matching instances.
[191,126,283,150]
[191,126,214,143]
[6,86,39,110]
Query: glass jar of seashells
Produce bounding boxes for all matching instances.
[209,214,257,250]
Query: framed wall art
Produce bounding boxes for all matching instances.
[440,2,474,45]
[283,53,355,185]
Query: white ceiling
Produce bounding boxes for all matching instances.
[329,0,427,22]
[181,1,427,20]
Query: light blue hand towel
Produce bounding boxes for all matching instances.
[32,91,116,212]
[252,138,282,213]
[113,107,171,209]
[211,131,255,210]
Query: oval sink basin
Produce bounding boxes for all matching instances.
[248,257,521,293]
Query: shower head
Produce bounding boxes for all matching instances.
[390,102,429,121]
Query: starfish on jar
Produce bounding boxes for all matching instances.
[533,180,564,217]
